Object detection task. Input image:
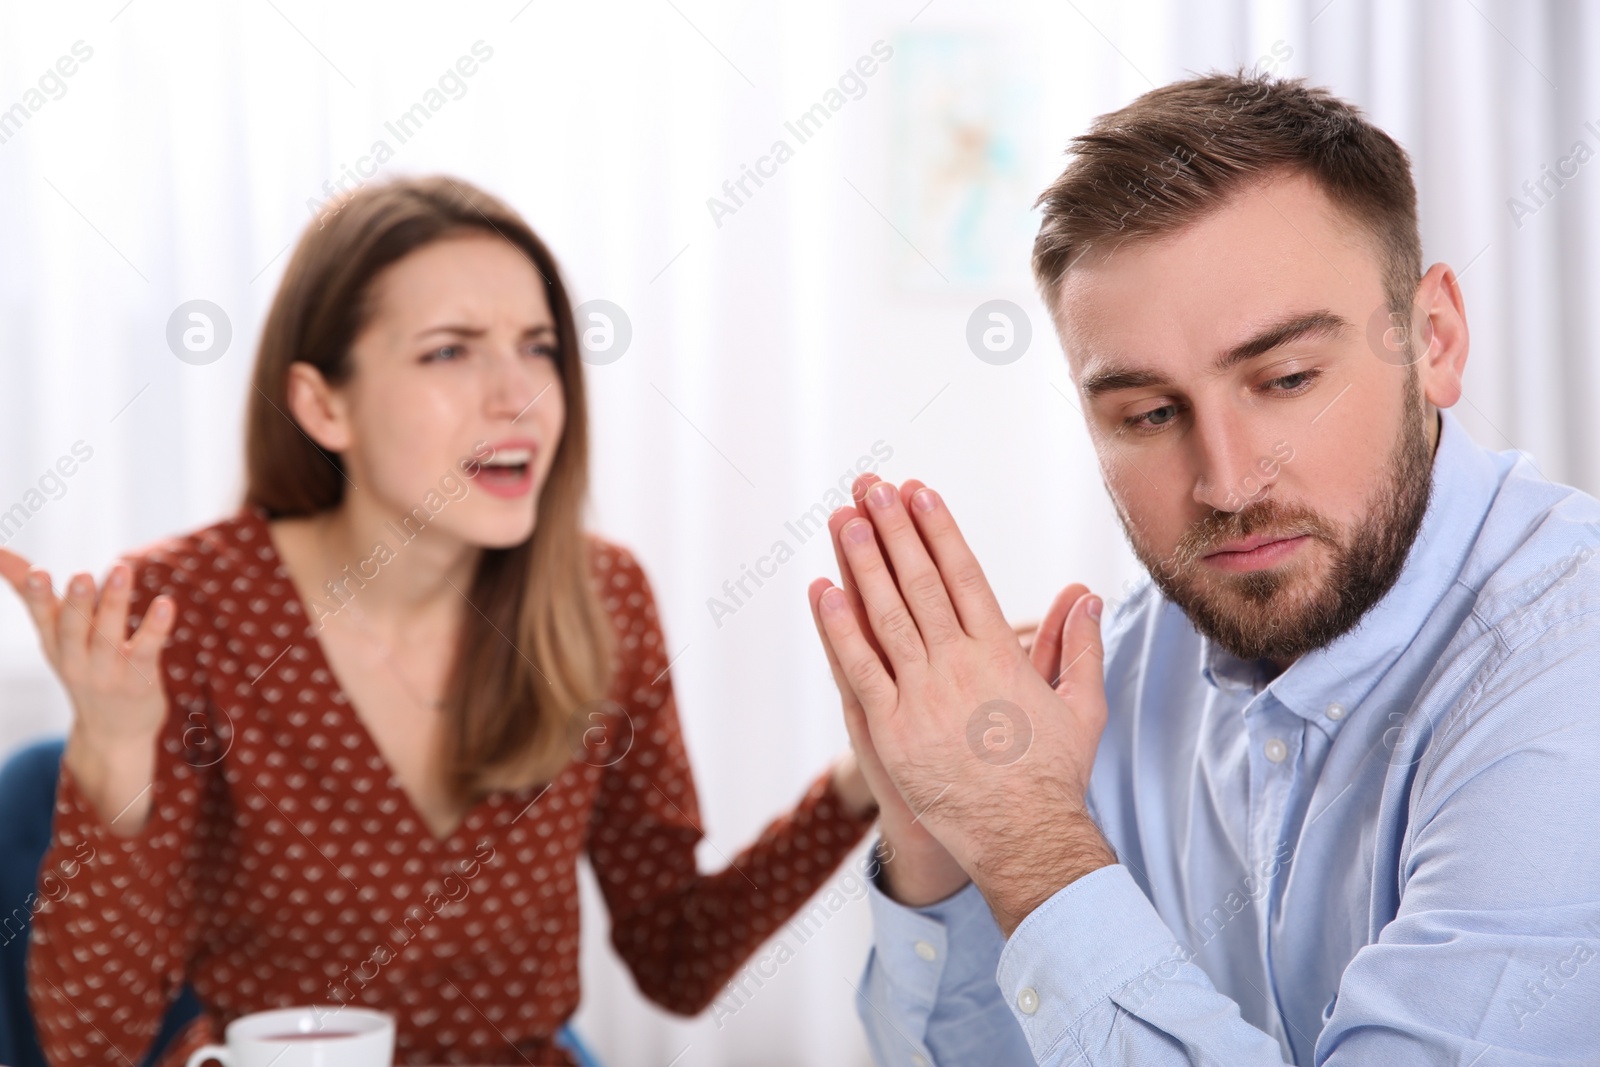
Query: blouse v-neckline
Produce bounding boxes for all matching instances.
[241,502,509,850]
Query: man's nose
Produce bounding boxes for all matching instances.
[1190,411,1269,513]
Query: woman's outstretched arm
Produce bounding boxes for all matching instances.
[584,546,880,1015]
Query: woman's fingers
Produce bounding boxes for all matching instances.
[0,549,57,664]
[22,574,62,667]
[127,594,175,671]
[88,562,134,675]
[55,572,96,683]
[0,546,32,590]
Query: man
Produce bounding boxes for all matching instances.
[806,72,1600,1065]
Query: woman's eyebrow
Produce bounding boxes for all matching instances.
[412,322,557,340]
[414,323,488,339]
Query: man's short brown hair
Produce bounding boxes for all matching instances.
[1032,71,1422,318]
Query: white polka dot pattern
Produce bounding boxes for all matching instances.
[25,504,877,1066]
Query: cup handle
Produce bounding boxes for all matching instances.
[185,1045,231,1067]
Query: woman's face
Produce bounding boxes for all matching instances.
[308,232,567,549]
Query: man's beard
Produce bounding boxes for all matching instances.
[1117,373,1435,663]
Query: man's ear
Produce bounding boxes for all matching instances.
[284,361,352,453]
[1411,262,1469,410]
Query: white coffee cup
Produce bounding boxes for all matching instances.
[184,1005,395,1067]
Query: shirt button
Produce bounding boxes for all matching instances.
[1326,702,1346,720]
[1264,738,1288,763]
[912,1056,929,1067]
[1017,987,1040,1014]
[913,940,937,962]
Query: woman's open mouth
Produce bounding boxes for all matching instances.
[469,446,536,498]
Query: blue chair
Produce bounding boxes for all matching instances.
[0,737,601,1067]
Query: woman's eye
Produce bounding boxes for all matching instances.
[423,345,464,363]
[525,343,558,360]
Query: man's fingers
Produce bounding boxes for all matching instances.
[860,480,964,648]
[815,579,899,714]
[1031,584,1090,686]
[902,486,1012,639]
[827,503,891,670]
[808,577,860,705]
[1056,592,1106,722]
[838,513,927,670]
[807,579,872,747]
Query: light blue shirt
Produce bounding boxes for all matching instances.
[856,408,1600,1065]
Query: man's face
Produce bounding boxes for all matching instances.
[1056,171,1435,665]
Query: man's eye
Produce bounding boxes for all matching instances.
[1125,404,1179,432]
[1267,370,1319,392]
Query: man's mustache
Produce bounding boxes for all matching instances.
[1169,499,1334,572]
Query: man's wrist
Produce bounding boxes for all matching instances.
[828,752,880,820]
[874,835,972,908]
[971,810,1117,937]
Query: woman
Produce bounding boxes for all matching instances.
[0,176,879,1065]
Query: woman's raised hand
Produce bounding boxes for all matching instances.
[0,548,175,832]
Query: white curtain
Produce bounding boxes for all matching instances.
[2,1,1596,1063]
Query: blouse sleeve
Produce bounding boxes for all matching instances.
[27,554,225,1065]
[585,548,878,1014]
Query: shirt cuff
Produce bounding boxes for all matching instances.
[995,863,1184,1061]
[866,853,1002,1005]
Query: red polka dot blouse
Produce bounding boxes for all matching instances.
[27,504,876,1065]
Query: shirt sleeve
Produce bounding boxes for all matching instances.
[26,555,225,1066]
[584,550,878,1014]
[868,617,1600,1067]
[855,853,1034,1067]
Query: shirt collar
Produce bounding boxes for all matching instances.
[1197,407,1504,726]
